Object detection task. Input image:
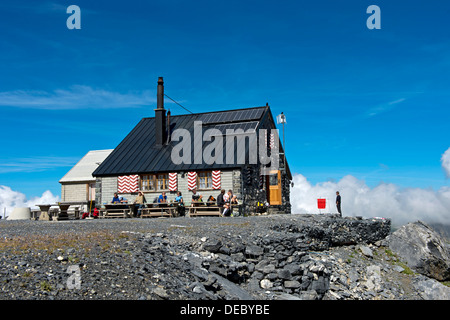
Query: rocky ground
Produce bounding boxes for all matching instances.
[0,214,448,300]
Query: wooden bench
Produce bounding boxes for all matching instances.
[189,205,222,217]
[141,205,174,218]
[103,204,132,218]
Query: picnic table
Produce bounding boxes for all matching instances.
[102,203,132,218]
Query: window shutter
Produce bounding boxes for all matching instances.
[270,132,275,149]
[187,172,197,190]
[212,170,221,190]
[169,173,177,191]
[118,175,139,193]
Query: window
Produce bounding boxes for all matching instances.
[140,175,155,191]
[157,174,169,190]
[269,172,278,186]
[140,174,169,191]
[197,171,212,189]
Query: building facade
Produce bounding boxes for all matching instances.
[91,78,292,215]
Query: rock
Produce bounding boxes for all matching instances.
[359,245,373,258]
[284,280,301,289]
[393,265,405,273]
[413,276,450,300]
[245,245,264,257]
[260,279,273,289]
[255,260,276,274]
[203,239,222,253]
[387,221,450,281]
[273,292,302,300]
[277,269,292,280]
[152,287,169,299]
[299,290,318,300]
[364,265,382,292]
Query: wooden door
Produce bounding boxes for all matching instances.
[268,170,282,205]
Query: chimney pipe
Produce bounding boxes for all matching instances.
[155,77,166,146]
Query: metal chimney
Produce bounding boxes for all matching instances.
[155,77,166,146]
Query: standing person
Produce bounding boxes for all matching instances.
[133,191,147,217]
[336,191,342,217]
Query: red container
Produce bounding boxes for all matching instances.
[317,199,326,209]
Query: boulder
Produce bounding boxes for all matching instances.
[413,275,450,300]
[387,221,450,281]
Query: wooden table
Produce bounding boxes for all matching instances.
[103,204,132,218]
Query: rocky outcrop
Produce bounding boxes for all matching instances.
[386,221,450,281]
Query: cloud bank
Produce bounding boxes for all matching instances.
[0,186,59,218]
[0,85,154,110]
[290,174,450,227]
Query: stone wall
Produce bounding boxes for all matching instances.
[61,182,88,202]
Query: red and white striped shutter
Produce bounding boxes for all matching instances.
[212,170,221,189]
[169,173,177,191]
[118,175,139,193]
[270,132,275,149]
[118,176,127,193]
[129,175,139,192]
[187,172,197,190]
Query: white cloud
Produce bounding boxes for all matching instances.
[442,147,450,178]
[366,98,406,117]
[0,186,59,218]
[0,156,79,174]
[290,174,450,227]
[0,85,154,110]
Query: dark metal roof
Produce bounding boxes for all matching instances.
[92,106,291,179]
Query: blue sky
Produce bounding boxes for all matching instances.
[1,0,449,200]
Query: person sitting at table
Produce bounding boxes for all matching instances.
[175,191,185,216]
[191,189,202,206]
[222,202,231,217]
[158,191,167,203]
[175,191,183,204]
[230,195,238,215]
[207,195,216,206]
[112,193,120,204]
[133,191,146,217]
[119,196,128,203]
[92,207,99,219]
[223,190,230,203]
